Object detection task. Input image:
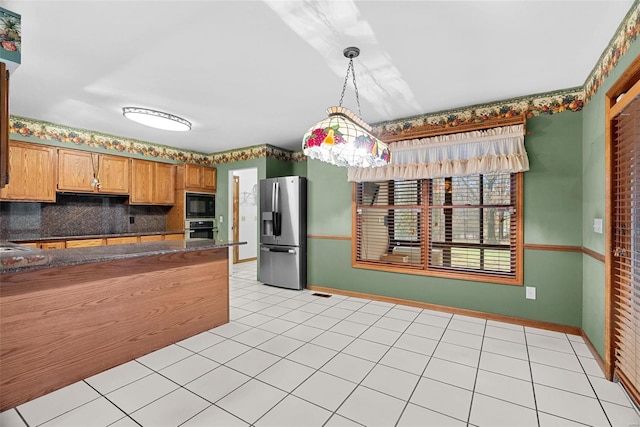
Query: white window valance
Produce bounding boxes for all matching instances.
[347,124,529,182]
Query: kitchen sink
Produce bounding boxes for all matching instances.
[0,245,35,253]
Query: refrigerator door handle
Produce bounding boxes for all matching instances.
[261,246,296,254]
[273,181,282,236]
[272,181,279,213]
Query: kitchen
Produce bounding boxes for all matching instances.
[2,1,640,426]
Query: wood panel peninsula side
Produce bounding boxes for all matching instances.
[0,239,244,411]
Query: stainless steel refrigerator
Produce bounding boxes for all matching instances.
[259,176,307,290]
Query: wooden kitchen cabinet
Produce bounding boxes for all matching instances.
[164,233,184,241]
[0,141,57,202]
[154,162,176,204]
[66,238,105,248]
[130,159,175,205]
[57,149,129,194]
[18,242,40,248]
[182,164,216,193]
[139,235,163,242]
[39,241,66,250]
[106,236,138,245]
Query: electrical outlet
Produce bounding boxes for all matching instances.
[526,286,536,300]
[129,216,135,224]
[219,216,224,223]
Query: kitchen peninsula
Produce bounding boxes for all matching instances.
[0,239,244,411]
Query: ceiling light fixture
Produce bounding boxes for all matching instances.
[302,47,390,168]
[122,107,192,132]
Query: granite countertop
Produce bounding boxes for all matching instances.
[0,239,246,274]
[5,230,186,243]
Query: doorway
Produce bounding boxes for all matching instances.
[228,168,258,265]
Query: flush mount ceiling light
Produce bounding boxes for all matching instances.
[302,47,391,168]
[122,107,191,132]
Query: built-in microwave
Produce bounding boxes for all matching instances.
[185,192,215,219]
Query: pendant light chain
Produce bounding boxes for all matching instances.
[338,58,362,117]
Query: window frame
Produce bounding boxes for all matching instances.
[351,173,524,286]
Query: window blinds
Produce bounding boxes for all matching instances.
[612,95,640,403]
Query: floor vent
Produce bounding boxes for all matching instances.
[312,292,332,298]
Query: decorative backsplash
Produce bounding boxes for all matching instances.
[0,194,171,240]
[8,2,639,160]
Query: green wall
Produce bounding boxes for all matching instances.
[581,37,640,357]
[305,111,585,328]
[524,113,583,246]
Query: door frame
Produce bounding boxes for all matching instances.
[233,175,240,263]
[227,167,259,270]
[605,54,640,382]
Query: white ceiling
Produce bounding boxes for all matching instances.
[4,0,634,154]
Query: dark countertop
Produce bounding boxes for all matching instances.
[5,230,186,243]
[0,239,246,274]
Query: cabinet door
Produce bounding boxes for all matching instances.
[106,236,139,245]
[202,167,216,192]
[99,154,129,194]
[0,141,57,202]
[66,238,105,248]
[153,163,176,204]
[184,164,202,190]
[164,233,184,241]
[130,159,154,204]
[140,235,163,242]
[39,241,66,250]
[57,149,94,192]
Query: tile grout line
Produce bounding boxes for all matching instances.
[523,324,541,427]
[568,336,614,427]
[81,380,142,427]
[394,312,454,427]
[464,319,487,427]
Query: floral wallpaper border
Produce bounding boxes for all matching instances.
[584,1,639,101]
[371,88,584,140]
[9,116,302,165]
[8,2,639,163]
[9,116,212,165]
[373,1,639,139]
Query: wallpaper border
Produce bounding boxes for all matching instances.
[8,2,639,163]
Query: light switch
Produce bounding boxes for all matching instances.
[593,218,603,234]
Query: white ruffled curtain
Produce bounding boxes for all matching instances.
[347,124,529,182]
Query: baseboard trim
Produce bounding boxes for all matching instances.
[307,284,582,336]
[581,330,609,379]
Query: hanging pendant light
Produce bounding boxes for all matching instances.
[302,47,391,168]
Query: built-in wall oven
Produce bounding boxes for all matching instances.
[186,192,215,219]
[184,219,216,240]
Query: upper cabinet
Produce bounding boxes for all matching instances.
[154,162,176,204]
[130,159,176,205]
[57,148,129,194]
[0,140,56,202]
[182,163,216,193]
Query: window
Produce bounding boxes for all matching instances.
[353,173,523,285]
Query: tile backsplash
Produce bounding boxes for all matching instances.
[0,194,171,239]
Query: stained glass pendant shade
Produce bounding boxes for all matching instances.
[302,47,391,168]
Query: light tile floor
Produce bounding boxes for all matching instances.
[2,260,640,427]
